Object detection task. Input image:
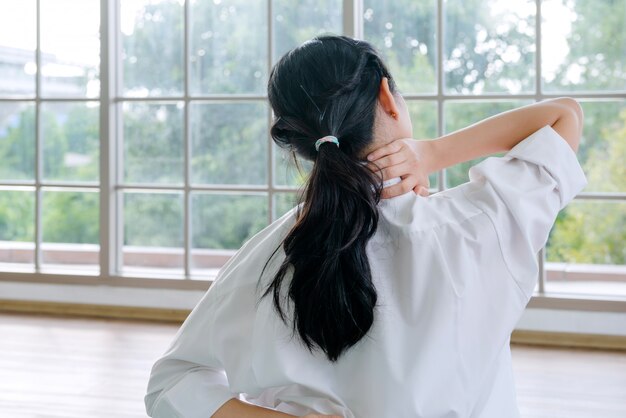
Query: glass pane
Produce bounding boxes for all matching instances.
[363,0,437,94]
[0,0,36,97]
[273,144,312,187]
[273,192,299,220]
[191,193,268,276]
[443,100,532,188]
[123,191,183,276]
[40,0,100,98]
[546,200,626,297]
[542,0,626,92]
[444,0,536,94]
[191,102,267,185]
[0,102,35,180]
[576,100,626,193]
[190,0,268,95]
[123,102,184,184]
[0,189,35,269]
[121,0,184,97]
[42,189,99,272]
[273,0,342,62]
[41,102,100,182]
[406,100,438,189]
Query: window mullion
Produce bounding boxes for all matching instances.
[535,0,542,99]
[267,0,274,222]
[343,0,363,39]
[34,0,42,272]
[535,0,546,293]
[183,0,191,278]
[99,0,117,278]
[537,249,546,294]
[436,0,445,191]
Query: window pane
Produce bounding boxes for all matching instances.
[191,193,268,276]
[0,0,36,97]
[123,102,184,184]
[443,100,532,188]
[444,0,536,94]
[546,200,626,297]
[273,145,312,187]
[121,0,184,97]
[123,191,183,276]
[0,189,35,270]
[42,102,99,183]
[273,0,342,62]
[190,0,267,95]
[363,0,437,94]
[576,100,626,193]
[40,0,100,98]
[273,192,299,220]
[542,0,626,92]
[42,189,99,273]
[406,100,438,189]
[191,102,267,185]
[0,102,35,181]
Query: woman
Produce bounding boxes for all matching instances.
[145,35,587,418]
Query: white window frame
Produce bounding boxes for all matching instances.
[0,0,624,313]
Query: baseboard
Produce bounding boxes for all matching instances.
[0,299,190,322]
[511,329,626,351]
[2,299,626,351]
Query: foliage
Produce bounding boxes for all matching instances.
[0,0,623,265]
[546,108,626,264]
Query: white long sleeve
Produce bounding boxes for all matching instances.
[145,288,241,418]
[461,124,588,297]
[144,124,588,418]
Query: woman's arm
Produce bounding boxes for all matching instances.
[213,399,297,418]
[426,97,583,174]
[213,399,341,418]
[364,97,584,198]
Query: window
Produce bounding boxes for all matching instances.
[362,0,626,299]
[0,0,101,274]
[0,0,624,303]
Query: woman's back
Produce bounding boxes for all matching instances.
[145,124,586,417]
[144,33,586,417]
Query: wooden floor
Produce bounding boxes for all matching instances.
[0,313,625,418]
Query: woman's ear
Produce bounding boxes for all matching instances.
[378,77,400,120]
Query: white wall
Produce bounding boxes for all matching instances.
[1,281,625,336]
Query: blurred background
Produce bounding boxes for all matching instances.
[0,0,624,417]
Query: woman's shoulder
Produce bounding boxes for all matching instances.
[208,204,300,298]
[377,186,484,234]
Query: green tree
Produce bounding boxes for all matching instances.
[546,108,626,264]
[0,0,622,262]
[0,104,35,180]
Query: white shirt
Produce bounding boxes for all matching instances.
[145,125,588,418]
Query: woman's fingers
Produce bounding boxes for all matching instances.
[366,139,405,162]
[300,415,343,418]
[367,152,407,172]
[378,174,430,199]
[376,159,422,181]
[380,175,418,199]
[415,185,430,196]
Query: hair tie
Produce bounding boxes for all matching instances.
[315,135,340,151]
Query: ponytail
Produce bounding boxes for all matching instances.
[260,34,397,362]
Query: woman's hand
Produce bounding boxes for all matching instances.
[300,415,343,418]
[365,138,435,199]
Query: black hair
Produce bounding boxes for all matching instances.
[258,34,398,362]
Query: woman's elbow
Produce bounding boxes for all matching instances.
[551,97,584,152]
